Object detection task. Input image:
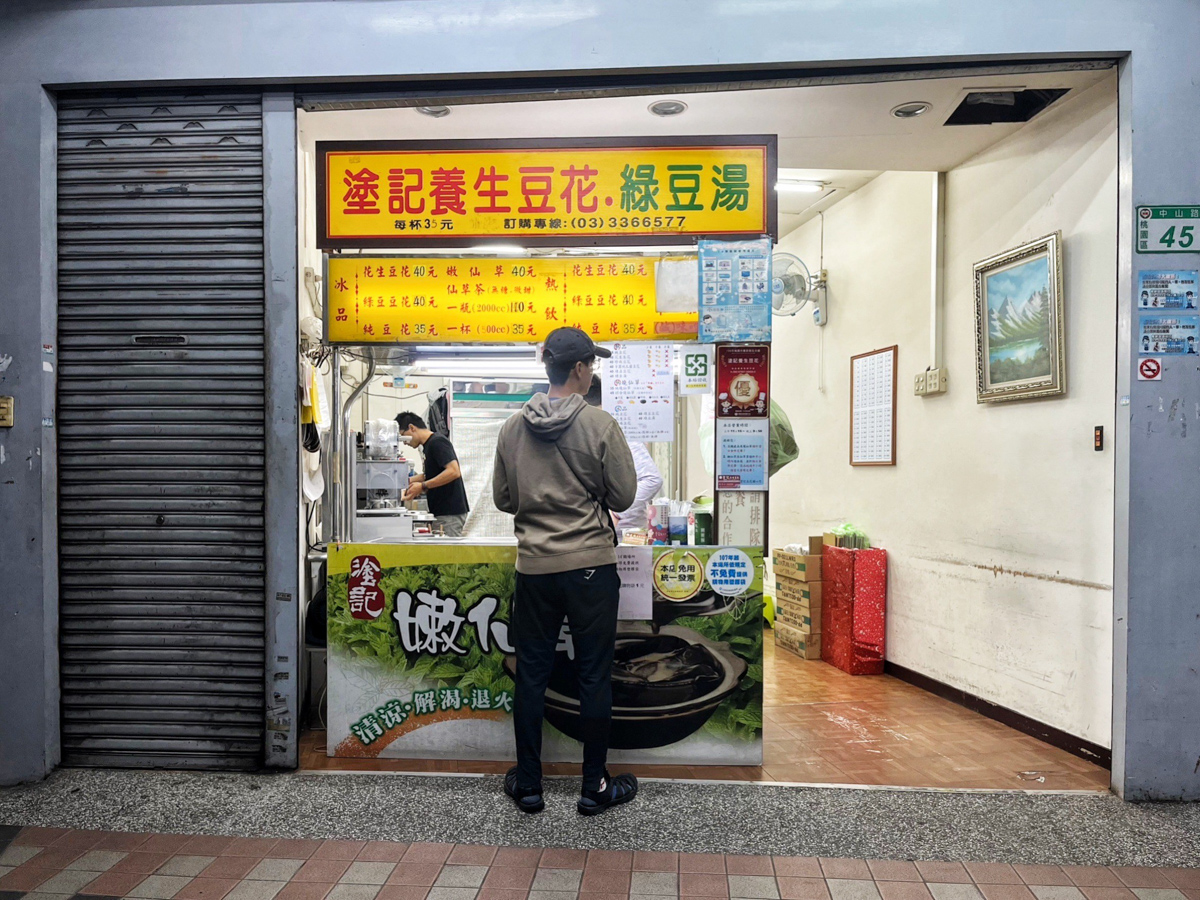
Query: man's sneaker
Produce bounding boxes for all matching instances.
[577,770,638,816]
[504,766,545,814]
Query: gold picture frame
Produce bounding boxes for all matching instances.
[973,231,1065,403]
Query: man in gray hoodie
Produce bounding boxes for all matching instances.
[492,327,639,816]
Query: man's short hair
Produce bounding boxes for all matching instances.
[584,374,603,407]
[395,412,427,431]
[546,353,593,386]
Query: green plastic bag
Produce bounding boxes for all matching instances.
[769,399,799,477]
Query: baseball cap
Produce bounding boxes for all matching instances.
[541,326,611,366]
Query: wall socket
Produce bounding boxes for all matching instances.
[914,367,948,396]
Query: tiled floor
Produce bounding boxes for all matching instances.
[0,827,1196,900]
[301,632,1109,792]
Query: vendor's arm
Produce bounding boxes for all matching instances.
[403,460,461,500]
[618,441,663,529]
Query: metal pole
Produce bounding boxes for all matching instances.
[341,355,377,542]
[328,348,343,541]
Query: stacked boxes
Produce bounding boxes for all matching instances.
[772,536,824,660]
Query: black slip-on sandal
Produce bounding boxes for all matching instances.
[504,765,545,814]
[576,770,638,816]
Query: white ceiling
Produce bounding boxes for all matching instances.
[299,67,1112,235]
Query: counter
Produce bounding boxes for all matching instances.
[326,541,764,766]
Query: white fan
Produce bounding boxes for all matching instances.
[771,252,813,316]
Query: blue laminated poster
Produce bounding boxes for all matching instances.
[1138,270,1199,310]
[1138,315,1200,356]
[698,237,773,343]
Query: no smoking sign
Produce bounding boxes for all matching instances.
[1138,357,1163,381]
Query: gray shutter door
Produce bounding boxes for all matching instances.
[57,94,267,769]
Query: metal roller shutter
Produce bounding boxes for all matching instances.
[57,93,267,769]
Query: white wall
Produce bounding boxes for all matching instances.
[770,75,1117,746]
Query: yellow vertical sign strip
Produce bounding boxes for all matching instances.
[325,256,697,344]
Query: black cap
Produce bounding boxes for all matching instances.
[541,326,611,366]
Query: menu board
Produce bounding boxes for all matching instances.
[325,256,697,344]
[697,238,773,343]
[602,342,675,443]
[851,346,897,466]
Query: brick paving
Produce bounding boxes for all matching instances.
[0,828,1195,900]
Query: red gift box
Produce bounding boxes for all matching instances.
[820,546,887,675]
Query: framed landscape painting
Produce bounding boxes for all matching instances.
[973,231,1065,403]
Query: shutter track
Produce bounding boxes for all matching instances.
[57,93,267,770]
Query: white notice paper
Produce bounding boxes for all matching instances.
[616,546,653,620]
[601,342,675,442]
[851,347,896,465]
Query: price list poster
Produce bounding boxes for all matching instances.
[851,346,897,466]
[601,342,675,443]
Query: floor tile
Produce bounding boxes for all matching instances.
[316,845,368,863]
[1066,872,1121,890]
[127,874,196,899]
[1014,869,1072,888]
[527,892,577,900]
[424,889,478,900]
[1030,888,1085,900]
[477,889,526,900]
[343,864,399,886]
[579,869,630,894]
[272,843,325,861]
[142,838,194,856]
[681,872,730,897]
[481,868,535,890]
[201,858,260,881]
[1079,889,1137,900]
[402,848,454,867]
[775,860,823,880]
[182,840,235,858]
[28,847,86,870]
[160,858,218,878]
[21,892,77,900]
[11,828,70,847]
[37,870,105,895]
[928,885,984,900]
[295,861,353,884]
[533,869,583,892]
[248,860,306,882]
[0,846,43,867]
[917,865,971,886]
[0,867,10,880]
[587,851,632,871]
[878,884,934,900]
[226,880,288,900]
[377,888,430,900]
[447,849,496,867]
[1164,873,1200,892]
[176,877,240,900]
[79,870,149,897]
[1130,891,1185,900]
[681,856,728,875]
[727,857,774,876]
[539,850,587,870]
[978,886,1036,900]
[728,874,779,899]
[327,885,383,900]
[828,881,882,900]
[631,871,678,895]
[492,849,541,868]
[822,862,872,882]
[635,853,680,873]
[358,846,409,865]
[276,884,335,900]
[434,868,488,889]
[386,866,443,887]
[966,865,1022,886]
[68,851,129,873]
[778,877,832,900]
[1113,873,1174,890]
[869,862,922,883]
[114,853,177,875]
[219,841,280,860]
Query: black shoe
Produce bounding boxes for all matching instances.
[577,770,638,816]
[504,766,545,814]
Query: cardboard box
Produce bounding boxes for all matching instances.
[772,550,822,582]
[823,532,838,547]
[807,535,825,555]
[775,622,822,659]
[775,603,820,633]
[775,576,822,606]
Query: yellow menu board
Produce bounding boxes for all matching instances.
[325,256,698,344]
[317,137,777,248]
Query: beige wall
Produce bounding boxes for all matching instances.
[769,74,1117,745]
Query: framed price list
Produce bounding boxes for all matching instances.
[850,345,897,466]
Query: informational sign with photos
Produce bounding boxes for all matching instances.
[697,238,773,343]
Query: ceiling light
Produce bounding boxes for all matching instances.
[891,101,932,119]
[415,105,451,118]
[648,99,688,117]
[775,180,827,194]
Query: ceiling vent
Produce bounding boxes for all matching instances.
[944,88,1069,125]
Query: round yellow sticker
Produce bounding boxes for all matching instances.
[652,550,705,602]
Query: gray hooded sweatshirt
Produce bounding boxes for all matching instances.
[492,393,637,575]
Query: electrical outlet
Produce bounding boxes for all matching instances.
[0,396,12,427]
[927,368,941,393]
[913,372,927,395]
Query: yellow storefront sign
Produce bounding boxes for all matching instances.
[325,255,698,344]
[317,137,777,248]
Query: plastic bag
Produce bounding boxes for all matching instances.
[769,399,799,477]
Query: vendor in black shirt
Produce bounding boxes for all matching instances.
[395,412,471,537]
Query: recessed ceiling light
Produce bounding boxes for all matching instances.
[648,99,688,117]
[891,101,932,119]
[415,105,451,118]
[776,180,827,194]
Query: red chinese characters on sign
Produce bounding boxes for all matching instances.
[343,168,381,215]
[348,555,386,620]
